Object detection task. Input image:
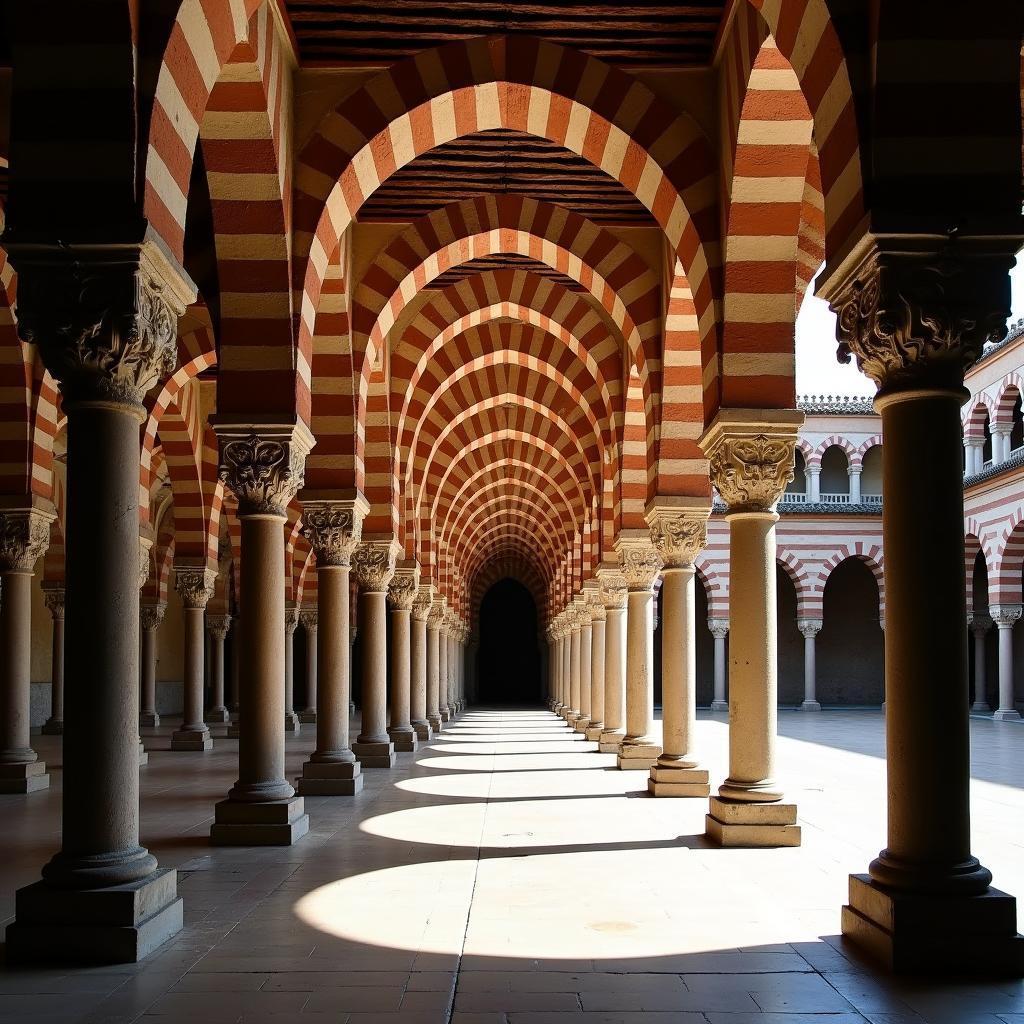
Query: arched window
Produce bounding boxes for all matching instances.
[784,450,807,504]
[861,445,883,504]
[819,445,850,503]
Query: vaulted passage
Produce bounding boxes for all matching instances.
[476,578,542,706]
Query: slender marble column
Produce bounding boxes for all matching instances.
[585,587,606,741]
[139,603,165,729]
[352,540,398,767]
[568,609,582,722]
[205,615,231,724]
[387,563,419,752]
[427,600,443,732]
[439,612,451,722]
[443,620,455,717]
[798,619,823,712]
[411,589,433,741]
[616,539,663,769]
[283,607,301,733]
[297,497,365,796]
[210,422,313,846]
[229,617,241,717]
[708,619,729,711]
[646,500,711,797]
[546,628,558,709]
[0,507,52,791]
[299,611,318,724]
[991,605,1022,721]
[41,585,66,736]
[171,568,215,751]
[552,622,565,712]
[700,410,803,846]
[575,599,592,732]
[561,619,573,719]
[598,572,627,751]
[970,615,992,712]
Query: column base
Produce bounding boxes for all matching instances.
[427,713,442,732]
[139,712,160,729]
[352,740,397,768]
[299,710,317,724]
[388,727,418,753]
[5,868,182,964]
[138,741,149,768]
[573,717,590,733]
[440,708,452,722]
[210,797,309,846]
[297,760,363,796]
[971,702,992,713]
[41,718,63,736]
[585,723,604,742]
[648,764,710,798]
[284,713,301,733]
[617,741,660,770]
[993,708,1022,722]
[598,730,625,753]
[226,722,241,738]
[413,720,433,742]
[205,707,231,724]
[0,760,50,793]
[710,700,729,712]
[705,796,800,847]
[170,729,213,751]
[842,874,1024,975]
[800,700,822,712]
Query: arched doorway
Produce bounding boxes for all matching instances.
[476,578,542,705]
[776,565,803,706]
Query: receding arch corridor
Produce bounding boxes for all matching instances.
[1,709,1022,1021]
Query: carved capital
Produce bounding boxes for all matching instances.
[174,566,216,609]
[413,584,435,623]
[708,617,729,640]
[388,562,420,611]
[820,236,1019,396]
[138,535,153,590]
[970,613,992,636]
[213,421,314,518]
[990,604,1022,627]
[427,596,446,629]
[301,494,369,567]
[284,606,300,634]
[12,241,194,410]
[300,610,318,633]
[206,614,231,640]
[140,602,167,631]
[798,618,823,640]
[351,539,399,593]
[0,506,53,573]
[645,499,709,569]
[42,584,65,620]
[615,538,662,593]
[583,580,606,622]
[597,567,628,610]
[700,411,803,513]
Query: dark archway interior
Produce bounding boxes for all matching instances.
[818,558,883,705]
[476,578,542,705]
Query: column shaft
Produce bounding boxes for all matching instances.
[353,579,396,767]
[971,623,990,712]
[139,615,160,728]
[599,605,626,749]
[171,604,211,750]
[586,615,606,739]
[576,617,592,731]
[411,610,431,740]
[0,572,45,786]
[619,588,660,767]
[387,605,417,751]
[427,621,441,731]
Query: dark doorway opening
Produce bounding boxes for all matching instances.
[476,578,542,705]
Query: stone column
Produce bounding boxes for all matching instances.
[646,499,711,797]
[598,571,627,751]
[299,611,318,724]
[708,619,729,711]
[41,585,66,736]
[964,437,983,477]
[204,615,231,724]
[823,242,1023,972]
[559,617,572,719]
[139,603,165,729]
[443,617,455,718]
[574,598,593,732]
[349,623,358,715]
[849,466,863,503]
[992,426,1012,464]
[0,506,52,790]
[351,539,398,768]
[584,586,606,742]
[546,627,557,710]
[808,464,821,503]
[798,619,823,712]
[549,621,562,712]
[283,606,301,733]
[427,600,443,732]
[170,568,215,751]
[438,610,451,722]
[411,589,433,741]
[990,605,1021,721]
[297,497,366,796]
[700,410,803,846]
[210,422,313,846]
[565,607,581,722]
[5,243,192,960]
[970,615,992,712]
[387,562,419,752]
[616,539,663,769]
[229,617,241,717]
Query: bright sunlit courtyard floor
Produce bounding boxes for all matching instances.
[1,707,1023,1023]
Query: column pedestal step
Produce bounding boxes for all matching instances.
[413,721,433,742]
[648,765,710,797]
[427,714,442,732]
[598,733,624,753]
[705,796,800,847]
[210,797,309,846]
[0,760,50,793]
[388,729,418,753]
[139,713,160,729]
[842,873,1024,975]
[137,742,149,768]
[5,868,182,964]
[170,730,213,752]
[585,725,604,742]
[352,740,397,768]
[297,760,362,796]
[573,717,590,733]
[299,711,317,724]
[205,709,231,724]
[284,714,301,733]
[617,742,661,770]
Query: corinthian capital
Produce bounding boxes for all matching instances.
[351,538,399,593]
[388,561,420,611]
[0,505,54,573]
[174,566,216,609]
[700,410,803,513]
[615,537,662,593]
[42,583,65,620]
[11,240,194,409]
[206,614,231,640]
[820,236,1019,396]
[213,420,314,518]
[413,584,435,623]
[140,602,167,632]
[299,610,318,633]
[301,493,369,567]
[583,579,606,622]
[597,566,628,610]
[427,595,446,629]
[645,498,709,569]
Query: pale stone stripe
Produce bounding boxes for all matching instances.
[728,291,795,321]
[147,149,188,229]
[207,171,280,201]
[202,111,273,142]
[154,73,199,152]
[180,5,222,91]
[732,174,806,204]
[789,0,829,79]
[722,351,794,376]
[475,81,501,132]
[430,92,457,147]
[634,154,662,212]
[351,143,380,203]
[728,234,799,261]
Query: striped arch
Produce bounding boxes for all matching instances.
[621,366,648,529]
[795,436,816,469]
[817,546,886,621]
[144,498,177,608]
[776,550,816,619]
[963,397,994,440]
[813,435,856,463]
[989,509,1024,607]
[854,434,883,464]
[994,373,1024,427]
[470,557,549,632]
[694,559,728,620]
[965,532,985,615]
[292,36,719,394]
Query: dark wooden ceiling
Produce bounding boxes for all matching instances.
[427,255,587,293]
[360,129,655,226]
[285,2,726,68]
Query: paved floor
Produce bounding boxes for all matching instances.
[1,708,1023,1023]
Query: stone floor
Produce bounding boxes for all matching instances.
[1,707,1023,1023]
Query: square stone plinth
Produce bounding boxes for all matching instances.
[299,710,317,724]
[138,742,149,768]
[842,873,1024,975]
[210,796,309,846]
[428,714,442,732]
[388,728,418,753]
[598,732,624,753]
[5,868,182,964]
[706,796,800,847]
[284,714,301,733]
[648,764,711,798]
[573,717,590,733]
[352,739,397,768]
[205,708,231,724]
[617,742,661,770]
[413,721,433,742]
[227,723,241,738]
[139,712,160,730]
[170,730,213,752]
[585,724,604,742]
[297,760,363,796]
[0,760,49,793]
